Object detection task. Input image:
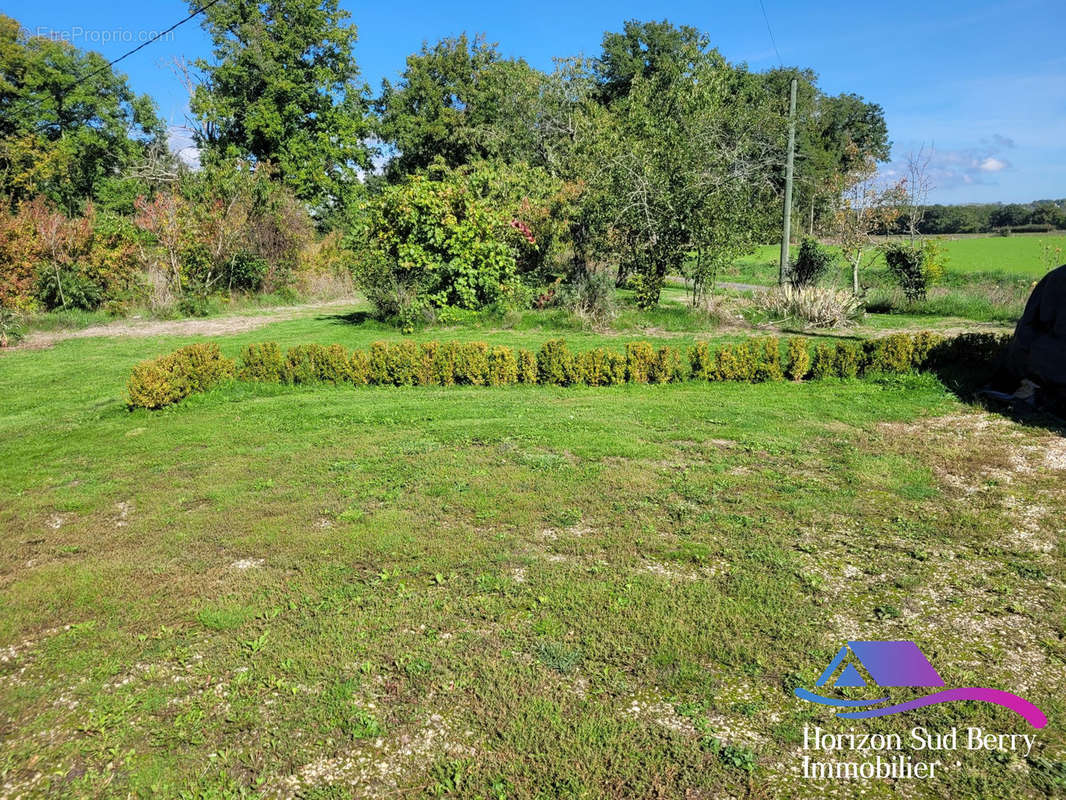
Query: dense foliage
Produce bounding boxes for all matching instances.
[128,330,1006,408]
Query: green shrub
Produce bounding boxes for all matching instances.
[517,349,538,385]
[910,331,944,370]
[127,343,235,409]
[752,337,784,382]
[418,342,439,385]
[866,333,914,375]
[809,342,837,379]
[785,338,810,381]
[576,347,615,386]
[625,341,656,384]
[385,340,422,386]
[650,346,684,384]
[285,343,352,384]
[884,242,944,303]
[431,341,460,386]
[488,346,518,386]
[789,238,834,288]
[127,360,188,410]
[710,344,744,382]
[367,342,390,385]
[607,352,628,385]
[834,341,864,378]
[238,342,285,383]
[538,339,577,386]
[689,342,713,381]
[350,350,369,385]
[455,342,490,385]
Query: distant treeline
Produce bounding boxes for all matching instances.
[881,200,1066,235]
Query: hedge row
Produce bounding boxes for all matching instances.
[127,332,1010,409]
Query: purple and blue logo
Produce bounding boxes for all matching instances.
[794,640,1047,729]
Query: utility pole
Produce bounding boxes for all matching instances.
[779,77,797,286]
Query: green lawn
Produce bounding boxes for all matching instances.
[1,308,1063,798]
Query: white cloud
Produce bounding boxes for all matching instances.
[979,157,1007,172]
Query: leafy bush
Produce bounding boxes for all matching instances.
[752,337,784,382]
[517,349,538,384]
[127,343,235,409]
[488,346,518,386]
[558,269,617,326]
[538,339,577,386]
[650,346,684,384]
[454,342,490,386]
[349,350,370,385]
[385,340,423,386]
[865,333,915,375]
[910,331,944,370]
[884,242,944,302]
[0,307,25,347]
[689,342,713,381]
[834,341,865,378]
[755,286,865,328]
[577,347,627,386]
[431,341,460,386]
[285,344,352,384]
[809,342,837,380]
[789,238,834,288]
[625,341,656,384]
[349,175,528,328]
[368,341,390,385]
[785,337,810,381]
[238,342,285,382]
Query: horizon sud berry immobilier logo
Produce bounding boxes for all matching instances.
[794,640,1047,727]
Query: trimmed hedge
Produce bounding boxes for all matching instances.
[127,331,1011,409]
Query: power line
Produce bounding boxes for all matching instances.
[15,0,223,122]
[757,0,783,66]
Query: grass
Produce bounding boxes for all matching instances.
[2,302,1064,798]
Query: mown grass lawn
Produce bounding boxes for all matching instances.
[1,310,1064,798]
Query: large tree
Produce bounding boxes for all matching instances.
[375,34,544,178]
[188,0,371,212]
[0,14,163,212]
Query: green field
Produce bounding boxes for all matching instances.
[726,233,1066,287]
[1,302,1063,799]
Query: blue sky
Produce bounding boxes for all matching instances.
[7,0,1065,204]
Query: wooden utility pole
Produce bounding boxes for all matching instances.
[778,77,797,286]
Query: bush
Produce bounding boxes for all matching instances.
[625,341,656,384]
[238,342,285,382]
[752,337,784,382]
[285,343,352,384]
[789,238,834,289]
[884,242,944,303]
[350,349,370,385]
[488,346,518,386]
[127,343,235,409]
[0,307,25,348]
[785,337,810,381]
[577,347,626,386]
[866,333,915,375]
[455,342,490,385]
[910,331,944,370]
[385,340,423,386]
[431,341,460,386]
[689,342,714,381]
[517,349,538,384]
[834,341,864,378]
[650,346,685,384]
[538,339,577,386]
[810,342,837,379]
[755,286,865,328]
[558,269,617,325]
[349,175,528,326]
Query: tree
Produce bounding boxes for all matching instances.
[0,14,163,212]
[833,153,904,293]
[900,145,934,246]
[375,34,544,177]
[594,19,708,105]
[188,0,371,213]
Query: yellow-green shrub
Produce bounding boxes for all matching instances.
[866,333,914,375]
[910,331,944,370]
[385,340,422,386]
[238,342,285,382]
[488,346,518,386]
[650,346,684,383]
[577,347,614,386]
[835,341,864,378]
[127,343,235,409]
[785,337,810,381]
[517,349,537,384]
[625,341,655,383]
[810,342,837,379]
[538,339,577,386]
[455,342,489,385]
[350,350,369,385]
[689,342,713,381]
[431,341,459,386]
[752,337,784,382]
[285,343,352,384]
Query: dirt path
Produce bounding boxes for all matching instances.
[12,299,355,351]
